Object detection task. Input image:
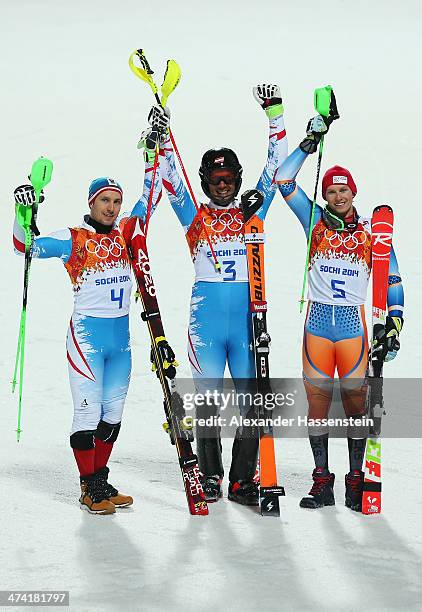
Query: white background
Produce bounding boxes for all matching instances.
[1,1,421,610]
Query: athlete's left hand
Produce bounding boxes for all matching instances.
[253,84,283,118]
[372,316,403,363]
[151,338,178,378]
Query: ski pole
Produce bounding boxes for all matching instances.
[12,157,53,441]
[129,49,222,272]
[145,143,160,236]
[299,86,337,313]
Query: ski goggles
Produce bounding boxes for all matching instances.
[208,170,236,186]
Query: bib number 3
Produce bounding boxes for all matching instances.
[223,260,236,282]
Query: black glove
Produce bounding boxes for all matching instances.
[371,316,403,364]
[151,338,178,379]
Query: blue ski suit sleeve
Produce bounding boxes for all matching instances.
[130,155,163,223]
[255,113,288,221]
[276,146,323,235]
[13,218,72,262]
[159,136,197,231]
[130,155,163,221]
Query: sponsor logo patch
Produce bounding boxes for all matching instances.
[333,175,348,184]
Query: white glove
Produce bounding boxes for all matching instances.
[253,84,282,108]
[306,115,330,136]
[148,105,170,141]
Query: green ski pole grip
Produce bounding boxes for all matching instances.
[30,157,53,203]
[314,85,332,118]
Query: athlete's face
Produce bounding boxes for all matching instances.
[325,184,354,218]
[89,190,122,225]
[208,169,236,206]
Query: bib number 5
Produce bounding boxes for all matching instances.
[331,279,346,299]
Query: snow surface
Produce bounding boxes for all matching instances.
[1,1,422,610]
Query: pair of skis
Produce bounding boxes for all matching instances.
[362,204,394,515]
[241,189,285,517]
[123,217,208,516]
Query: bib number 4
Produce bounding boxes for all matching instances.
[111,288,124,309]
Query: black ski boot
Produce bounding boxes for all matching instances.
[345,470,364,512]
[300,467,335,509]
[200,475,223,502]
[228,481,259,506]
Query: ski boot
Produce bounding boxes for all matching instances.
[97,467,133,508]
[345,470,364,512]
[200,475,223,502]
[300,467,335,509]
[79,473,116,515]
[228,481,259,506]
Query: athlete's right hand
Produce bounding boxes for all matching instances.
[14,184,45,206]
[14,184,44,233]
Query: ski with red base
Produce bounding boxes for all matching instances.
[241,189,285,517]
[122,216,208,516]
[362,204,394,515]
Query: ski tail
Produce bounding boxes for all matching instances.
[362,204,394,515]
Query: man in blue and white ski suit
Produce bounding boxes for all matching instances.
[13,171,164,514]
[143,85,288,504]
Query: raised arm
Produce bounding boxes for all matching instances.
[13,185,72,261]
[275,115,332,234]
[141,106,197,232]
[252,84,288,220]
[130,126,165,222]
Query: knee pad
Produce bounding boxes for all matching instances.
[95,420,121,444]
[70,430,95,450]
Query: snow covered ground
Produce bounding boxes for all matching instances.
[1,1,422,610]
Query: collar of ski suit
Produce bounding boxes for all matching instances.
[83,214,115,234]
[206,198,239,210]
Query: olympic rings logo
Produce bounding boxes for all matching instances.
[203,211,243,233]
[324,228,368,251]
[85,235,126,259]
